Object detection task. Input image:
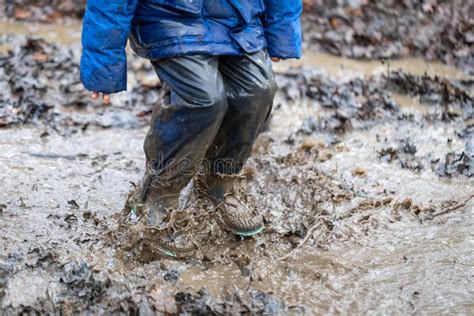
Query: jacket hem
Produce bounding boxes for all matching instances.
[130,37,267,60]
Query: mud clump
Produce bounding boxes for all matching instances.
[378,139,423,172]
[59,260,110,305]
[432,142,473,178]
[382,71,473,121]
[302,0,474,75]
[174,288,287,314]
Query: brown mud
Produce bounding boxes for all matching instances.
[1,16,474,316]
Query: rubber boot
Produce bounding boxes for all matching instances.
[206,173,264,237]
[141,177,181,228]
[126,175,208,258]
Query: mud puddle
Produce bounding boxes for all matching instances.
[3,0,472,74]
[0,20,82,53]
[273,51,471,81]
[1,20,473,314]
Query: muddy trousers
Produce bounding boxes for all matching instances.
[142,50,278,193]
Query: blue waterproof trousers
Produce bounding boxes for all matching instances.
[141,50,277,197]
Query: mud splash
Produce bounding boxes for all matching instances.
[1,20,474,314]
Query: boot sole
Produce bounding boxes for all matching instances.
[157,243,196,259]
[223,221,265,237]
[157,246,178,258]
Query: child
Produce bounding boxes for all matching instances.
[81,0,302,257]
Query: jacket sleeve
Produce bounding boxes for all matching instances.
[264,1,303,59]
[80,0,138,94]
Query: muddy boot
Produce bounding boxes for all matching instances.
[126,177,210,258]
[143,182,180,228]
[146,207,210,259]
[205,174,264,237]
[151,179,214,258]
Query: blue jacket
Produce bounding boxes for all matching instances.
[80,0,303,94]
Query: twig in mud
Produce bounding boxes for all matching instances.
[279,218,328,261]
[436,260,474,267]
[425,194,474,221]
[233,285,252,313]
[21,151,85,160]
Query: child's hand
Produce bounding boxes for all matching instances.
[92,92,111,105]
[271,57,281,62]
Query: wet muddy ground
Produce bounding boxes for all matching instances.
[301,0,474,76]
[3,0,473,75]
[1,10,474,315]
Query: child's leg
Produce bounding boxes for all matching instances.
[205,50,277,175]
[141,55,227,214]
[202,50,277,236]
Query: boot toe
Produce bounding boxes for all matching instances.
[220,196,264,237]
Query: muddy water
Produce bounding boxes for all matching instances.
[273,51,472,80]
[1,20,470,81]
[258,94,474,313]
[0,20,82,52]
[1,20,474,314]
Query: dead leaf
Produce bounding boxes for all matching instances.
[330,17,341,28]
[14,8,32,20]
[352,167,367,177]
[32,53,48,62]
[349,8,363,17]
